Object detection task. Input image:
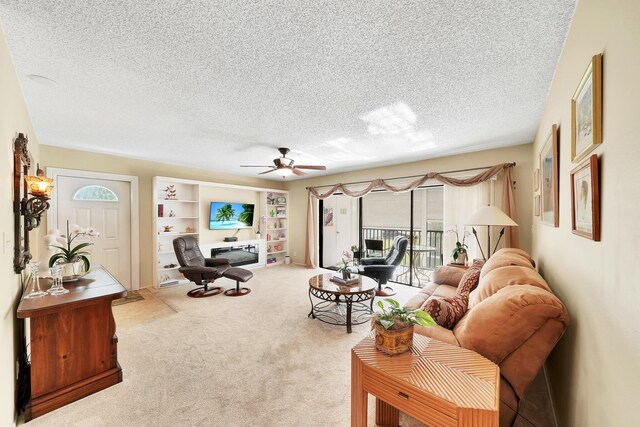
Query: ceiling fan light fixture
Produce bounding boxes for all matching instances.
[275,167,293,177]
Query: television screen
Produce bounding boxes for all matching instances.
[209,202,255,230]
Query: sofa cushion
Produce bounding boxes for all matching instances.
[404,282,457,309]
[493,248,536,267]
[421,266,481,329]
[454,284,569,368]
[413,324,459,346]
[479,252,534,279]
[432,265,466,286]
[469,266,552,309]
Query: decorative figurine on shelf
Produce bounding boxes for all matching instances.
[266,192,274,205]
[185,226,195,233]
[163,225,174,232]
[160,274,170,283]
[269,209,276,217]
[163,263,177,268]
[163,185,177,200]
[168,210,176,217]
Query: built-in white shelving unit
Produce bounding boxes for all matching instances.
[153,178,200,288]
[153,177,289,288]
[262,191,289,266]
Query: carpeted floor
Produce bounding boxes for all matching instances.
[23,265,419,427]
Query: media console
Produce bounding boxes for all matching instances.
[199,239,266,269]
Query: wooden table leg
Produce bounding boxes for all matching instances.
[351,350,367,427]
[375,398,400,427]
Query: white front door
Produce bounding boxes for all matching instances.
[55,176,132,289]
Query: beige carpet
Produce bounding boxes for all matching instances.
[23,265,418,427]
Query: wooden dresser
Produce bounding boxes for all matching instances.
[17,266,127,421]
[351,332,500,427]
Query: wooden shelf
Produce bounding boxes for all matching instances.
[268,238,287,242]
[157,232,198,236]
[268,227,286,231]
[157,216,198,219]
[267,250,287,255]
[157,200,198,203]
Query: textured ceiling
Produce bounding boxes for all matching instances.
[0,1,576,180]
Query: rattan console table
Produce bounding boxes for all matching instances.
[351,332,500,426]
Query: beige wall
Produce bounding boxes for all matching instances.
[199,186,260,243]
[531,0,640,425]
[285,144,533,265]
[0,27,41,427]
[41,146,284,287]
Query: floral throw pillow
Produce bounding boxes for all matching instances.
[421,265,482,329]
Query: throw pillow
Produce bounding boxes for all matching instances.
[421,296,466,329]
[456,261,483,296]
[421,263,482,329]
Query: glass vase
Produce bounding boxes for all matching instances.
[24,262,47,299]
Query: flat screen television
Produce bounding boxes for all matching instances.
[209,202,255,230]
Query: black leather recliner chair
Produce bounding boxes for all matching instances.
[355,235,408,296]
[173,236,230,298]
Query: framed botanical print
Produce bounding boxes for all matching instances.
[540,124,559,227]
[570,155,600,241]
[571,54,602,162]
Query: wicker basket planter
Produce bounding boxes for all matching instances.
[372,318,415,355]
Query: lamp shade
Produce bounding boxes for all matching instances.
[25,175,54,198]
[466,205,518,227]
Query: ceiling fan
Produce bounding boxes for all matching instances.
[240,147,327,178]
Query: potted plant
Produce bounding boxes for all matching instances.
[45,221,100,276]
[337,250,354,279]
[350,245,361,261]
[448,225,470,265]
[372,298,435,355]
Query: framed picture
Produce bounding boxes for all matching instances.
[571,54,602,162]
[323,207,334,227]
[540,124,559,227]
[533,168,540,191]
[570,155,600,241]
[534,194,541,217]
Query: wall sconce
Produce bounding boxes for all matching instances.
[14,133,54,274]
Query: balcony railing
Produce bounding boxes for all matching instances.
[361,227,444,287]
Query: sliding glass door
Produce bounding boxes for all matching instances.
[320,185,444,288]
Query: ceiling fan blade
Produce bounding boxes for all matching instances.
[292,168,305,176]
[294,165,327,170]
[240,165,273,168]
[258,169,277,175]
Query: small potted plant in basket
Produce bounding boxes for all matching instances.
[372,298,435,355]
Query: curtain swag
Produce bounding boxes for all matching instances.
[308,163,514,199]
[304,162,517,268]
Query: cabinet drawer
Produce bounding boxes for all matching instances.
[363,367,457,427]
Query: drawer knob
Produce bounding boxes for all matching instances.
[398,392,409,400]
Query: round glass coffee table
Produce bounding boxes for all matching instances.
[307,273,377,333]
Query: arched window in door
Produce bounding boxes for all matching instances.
[73,185,118,202]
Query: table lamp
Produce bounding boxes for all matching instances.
[466,205,518,260]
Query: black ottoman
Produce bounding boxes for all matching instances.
[223,267,254,297]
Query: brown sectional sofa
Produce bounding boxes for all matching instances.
[403,248,569,426]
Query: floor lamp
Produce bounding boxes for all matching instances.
[466,205,518,260]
